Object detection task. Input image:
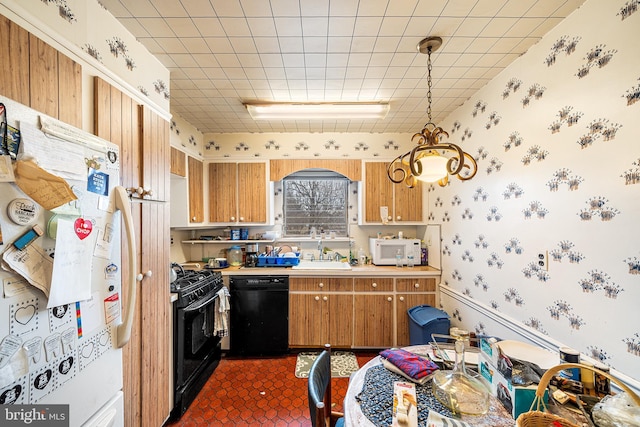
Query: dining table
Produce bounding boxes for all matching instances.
[343,345,516,427]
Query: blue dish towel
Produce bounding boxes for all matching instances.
[379,348,439,380]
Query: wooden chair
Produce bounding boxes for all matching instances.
[307,343,345,427]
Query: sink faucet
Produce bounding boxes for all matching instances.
[318,239,324,261]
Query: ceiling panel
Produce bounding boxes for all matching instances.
[100,0,587,133]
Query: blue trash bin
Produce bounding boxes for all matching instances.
[407,305,451,345]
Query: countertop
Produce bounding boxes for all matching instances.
[179,262,440,277]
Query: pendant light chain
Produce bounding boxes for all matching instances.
[426,46,433,123]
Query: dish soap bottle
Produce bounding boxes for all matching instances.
[358,248,366,266]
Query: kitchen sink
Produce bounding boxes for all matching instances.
[291,260,352,270]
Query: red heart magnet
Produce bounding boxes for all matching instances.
[74,218,93,240]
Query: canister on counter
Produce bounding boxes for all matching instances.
[240,228,249,240]
[593,362,611,397]
[559,347,581,381]
[230,229,240,240]
[580,361,595,393]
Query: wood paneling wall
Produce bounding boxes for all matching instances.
[270,159,362,181]
[0,14,82,128]
[94,77,171,427]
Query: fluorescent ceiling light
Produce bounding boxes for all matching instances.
[244,102,389,120]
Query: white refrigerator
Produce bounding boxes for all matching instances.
[0,100,137,426]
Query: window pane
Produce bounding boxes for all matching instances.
[283,177,348,237]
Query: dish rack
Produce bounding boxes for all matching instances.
[256,253,300,267]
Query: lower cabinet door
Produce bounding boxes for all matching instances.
[353,294,394,347]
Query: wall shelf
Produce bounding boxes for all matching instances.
[182,239,275,244]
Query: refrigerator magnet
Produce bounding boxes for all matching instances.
[87,168,109,196]
[7,198,39,225]
[104,293,120,324]
[22,336,42,365]
[105,263,118,280]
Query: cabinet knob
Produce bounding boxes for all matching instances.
[396,215,401,220]
[399,296,405,302]
[230,216,236,221]
[414,283,420,288]
[191,216,196,221]
[318,282,324,288]
[387,215,392,220]
[323,296,328,301]
[239,216,244,222]
[315,296,320,301]
[136,271,152,282]
[371,282,377,288]
[387,296,393,302]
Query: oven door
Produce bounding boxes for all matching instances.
[174,290,221,388]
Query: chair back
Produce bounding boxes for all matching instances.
[307,344,332,427]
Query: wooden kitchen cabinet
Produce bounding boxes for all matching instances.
[187,156,203,223]
[362,162,423,223]
[94,77,171,427]
[395,278,438,347]
[353,277,394,347]
[170,147,186,176]
[289,277,353,348]
[208,161,267,224]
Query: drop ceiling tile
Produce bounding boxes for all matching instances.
[229,38,258,53]
[284,67,305,79]
[326,53,349,67]
[170,53,199,67]
[327,37,352,53]
[193,53,221,67]
[274,17,303,37]
[404,16,438,37]
[351,37,377,53]
[305,53,327,67]
[454,17,492,36]
[239,0,273,17]
[353,17,384,37]
[379,16,411,37]
[259,53,285,67]
[137,37,163,53]
[270,0,301,17]
[306,68,326,80]
[246,17,278,36]
[263,68,287,79]
[155,38,188,54]
[496,0,538,17]
[236,53,262,67]
[429,17,465,36]
[193,18,226,36]
[182,38,211,54]
[181,0,216,17]
[220,18,252,36]
[205,37,235,53]
[302,17,329,36]
[120,0,160,17]
[303,37,328,53]
[278,37,304,53]
[328,17,356,37]
[281,53,304,67]
[137,17,175,37]
[326,67,346,79]
[347,53,372,67]
[212,0,244,17]
[357,0,389,17]
[213,53,241,67]
[253,37,281,53]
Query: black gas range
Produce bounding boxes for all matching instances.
[170,267,225,419]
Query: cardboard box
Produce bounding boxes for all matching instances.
[479,337,513,379]
[479,352,547,419]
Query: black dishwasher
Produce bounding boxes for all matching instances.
[229,276,289,356]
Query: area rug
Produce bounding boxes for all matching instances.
[295,351,360,378]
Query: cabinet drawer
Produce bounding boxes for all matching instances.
[290,277,353,292]
[354,277,394,292]
[396,278,437,292]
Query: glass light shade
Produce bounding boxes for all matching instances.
[415,154,448,182]
[245,102,389,120]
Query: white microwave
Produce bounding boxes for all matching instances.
[369,238,421,266]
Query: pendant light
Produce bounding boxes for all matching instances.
[387,36,478,188]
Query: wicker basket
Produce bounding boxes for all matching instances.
[516,363,640,427]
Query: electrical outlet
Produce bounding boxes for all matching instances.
[170,235,174,245]
[537,250,548,270]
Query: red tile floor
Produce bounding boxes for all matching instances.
[166,350,378,427]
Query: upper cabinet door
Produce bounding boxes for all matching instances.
[237,162,266,223]
[187,156,204,223]
[364,162,394,223]
[394,179,423,222]
[209,162,238,223]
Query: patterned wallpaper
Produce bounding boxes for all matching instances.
[430,0,639,381]
[165,0,640,381]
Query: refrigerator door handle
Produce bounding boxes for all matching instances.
[113,186,138,348]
